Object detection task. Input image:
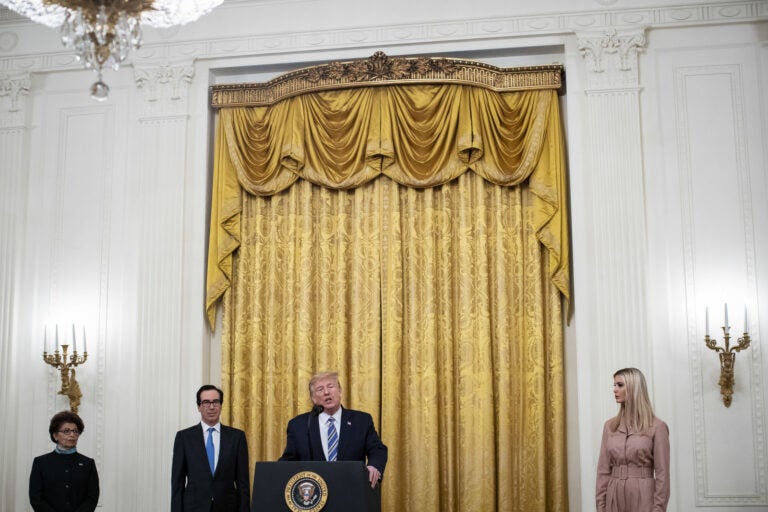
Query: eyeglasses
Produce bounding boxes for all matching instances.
[200,399,222,407]
[58,429,81,436]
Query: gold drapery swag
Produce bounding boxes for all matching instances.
[207,55,569,326]
[206,53,570,512]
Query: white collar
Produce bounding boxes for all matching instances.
[201,421,221,432]
[319,407,342,424]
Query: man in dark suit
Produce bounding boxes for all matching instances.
[279,372,388,488]
[172,385,250,512]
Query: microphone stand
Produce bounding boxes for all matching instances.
[307,404,324,460]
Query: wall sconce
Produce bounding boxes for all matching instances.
[703,304,751,407]
[43,325,88,413]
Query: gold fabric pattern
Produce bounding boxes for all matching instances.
[207,86,569,326]
[208,66,570,512]
[222,179,385,461]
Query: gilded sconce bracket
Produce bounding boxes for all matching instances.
[43,325,89,413]
[43,343,88,413]
[704,330,750,407]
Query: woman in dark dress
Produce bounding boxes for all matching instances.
[29,411,99,512]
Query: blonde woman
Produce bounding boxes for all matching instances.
[596,368,670,512]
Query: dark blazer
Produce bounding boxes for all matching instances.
[171,424,250,512]
[279,407,388,475]
[29,451,99,512]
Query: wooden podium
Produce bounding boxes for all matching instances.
[251,461,381,512]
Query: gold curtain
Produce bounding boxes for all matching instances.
[207,76,569,512]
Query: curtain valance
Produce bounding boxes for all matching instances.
[206,54,570,328]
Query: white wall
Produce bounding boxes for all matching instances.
[641,22,768,508]
[1,1,766,510]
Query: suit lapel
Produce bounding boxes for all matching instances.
[310,416,324,461]
[188,425,213,478]
[337,409,351,461]
[215,425,228,477]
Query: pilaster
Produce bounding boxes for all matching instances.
[0,70,29,512]
[130,61,196,508]
[577,27,651,388]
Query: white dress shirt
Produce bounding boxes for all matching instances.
[318,408,342,460]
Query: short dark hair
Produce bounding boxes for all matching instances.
[196,385,223,406]
[49,410,85,443]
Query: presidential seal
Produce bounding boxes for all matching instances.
[284,471,328,512]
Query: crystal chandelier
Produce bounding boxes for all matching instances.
[0,0,223,100]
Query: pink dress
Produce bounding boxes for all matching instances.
[596,417,670,512]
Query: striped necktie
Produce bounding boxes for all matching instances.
[327,418,338,461]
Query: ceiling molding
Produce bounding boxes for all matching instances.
[0,1,765,73]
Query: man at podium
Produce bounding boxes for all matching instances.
[279,372,388,488]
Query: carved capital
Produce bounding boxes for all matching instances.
[577,28,646,90]
[134,63,194,117]
[0,72,30,127]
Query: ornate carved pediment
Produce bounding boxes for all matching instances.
[210,51,562,108]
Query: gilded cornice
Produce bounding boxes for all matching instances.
[210,51,563,108]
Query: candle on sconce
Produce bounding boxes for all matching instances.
[72,324,77,353]
[702,302,753,407]
[744,306,749,334]
[55,325,59,352]
[705,307,709,336]
[83,326,87,353]
[43,326,48,353]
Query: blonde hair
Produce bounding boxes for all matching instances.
[308,372,341,396]
[609,367,655,433]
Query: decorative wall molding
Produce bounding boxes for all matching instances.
[0,30,18,52]
[675,63,768,507]
[41,103,117,495]
[577,28,646,90]
[0,2,765,74]
[0,71,29,127]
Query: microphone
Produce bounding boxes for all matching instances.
[307,404,324,459]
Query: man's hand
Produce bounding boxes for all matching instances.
[366,465,381,488]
